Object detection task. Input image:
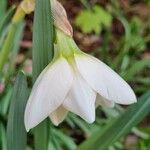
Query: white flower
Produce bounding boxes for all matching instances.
[24,30,136,131]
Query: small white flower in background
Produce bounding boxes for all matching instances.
[24,29,137,131]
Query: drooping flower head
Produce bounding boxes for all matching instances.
[24,28,136,131]
[24,0,136,131]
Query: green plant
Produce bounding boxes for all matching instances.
[0,0,150,149]
[75,5,112,34]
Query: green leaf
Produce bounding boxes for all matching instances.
[0,0,7,20]
[32,0,54,149]
[123,58,150,81]
[77,92,150,150]
[6,21,25,80]
[0,20,23,72]
[0,6,15,37]
[7,72,29,150]
[34,121,49,150]
[75,5,112,34]
[69,114,91,135]
[0,24,17,71]
[0,122,7,150]
[0,85,12,116]
[32,0,54,81]
[52,128,77,150]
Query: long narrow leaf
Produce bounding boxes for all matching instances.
[32,0,54,149]
[0,6,15,37]
[7,72,29,150]
[6,21,25,80]
[0,24,17,71]
[77,92,150,150]
[0,0,7,20]
[0,122,7,150]
[123,58,150,81]
[34,121,49,150]
[0,86,12,116]
[32,0,53,81]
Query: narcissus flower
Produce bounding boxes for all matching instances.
[24,29,136,131]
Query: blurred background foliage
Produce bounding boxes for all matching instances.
[0,0,150,150]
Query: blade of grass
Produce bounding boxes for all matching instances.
[0,4,25,72]
[0,6,16,37]
[77,92,150,150]
[0,24,18,72]
[52,128,77,150]
[32,0,54,149]
[123,58,150,81]
[112,16,131,69]
[0,0,7,20]
[0,122,7,150]
[0,85,12,116]
[32,0,53,80]
[69,114,91,135]
[7,72,29,150]
[6,21,25,81]
[99,30,111,64]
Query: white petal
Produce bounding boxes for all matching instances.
[96,94,115,108]
[49,106,68,126]
[75,54,137,105]
[24,57,73,131]
[63,73,96,123]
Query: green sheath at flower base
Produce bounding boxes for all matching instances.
[24,29,137,131]
[55,29,80,58]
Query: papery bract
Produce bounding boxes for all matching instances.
[51,0,73,37]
